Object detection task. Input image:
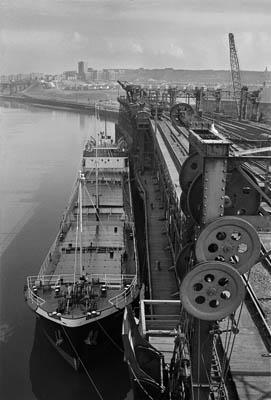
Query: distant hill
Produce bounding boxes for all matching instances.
[121,69,266,86]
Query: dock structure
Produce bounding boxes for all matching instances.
[119,83,271,400]
[140,171,178,302]
[229,305,271,399]
[137,170,180,329]
[132,134,181,366]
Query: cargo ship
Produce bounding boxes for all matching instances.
[25,128,139,369]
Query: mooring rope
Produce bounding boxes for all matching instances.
[96,320,124,353]
[61,326,104,400]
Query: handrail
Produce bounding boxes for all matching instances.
[108,275,138,308]
[28,273,136,282]
[27,288,45,306]
[127,168,139,281]
[26,273,137,308]
[136,173,152,299]
[37,179,78,278]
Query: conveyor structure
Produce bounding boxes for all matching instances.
[118,85,271,400]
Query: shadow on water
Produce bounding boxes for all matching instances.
[0,171,77,399]
[30,318,132,400]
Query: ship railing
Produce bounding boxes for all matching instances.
[27,289,45,307]
[28,273,136,287]
[108,275,138,308]
[26,273,137,307]
[37,181,78,279]
[37,236,59,279]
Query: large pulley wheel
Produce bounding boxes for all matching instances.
[224,167,260,215]
[187,167,261,224]
[179,153,202,193]
[195,216,261,274]
[187,174,202,223]
[180,191,189,216]
[175,242,193,283]
[170,103,194,127]
[180,261,245,321]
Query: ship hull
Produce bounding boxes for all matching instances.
[38,309,124,369]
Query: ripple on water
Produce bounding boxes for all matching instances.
[0,322,14,343]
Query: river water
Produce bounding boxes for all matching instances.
[0,100,132,400]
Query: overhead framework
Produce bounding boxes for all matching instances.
[228,33,242,119]
[118,80,271,399]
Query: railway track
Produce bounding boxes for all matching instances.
[155,120,189,172]
[243,275,271,352]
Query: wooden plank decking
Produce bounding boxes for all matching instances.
[227,305,271,399]
[141,170,179,318]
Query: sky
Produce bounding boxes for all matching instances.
[0,0,271,74]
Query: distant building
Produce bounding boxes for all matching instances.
[85,68,96,81]
[92,70,98,81]
[263,67,271,87]
[78,61,88,80]
[64,70,77,80]
[83,68,124,82]
[105,69,118,81]
[90,70,105,81]
[85,72,93,81]
[259,67,271,103]
[117,69,125,80]
[258,67,271,123]
[0,75,9,83]
[102,69,124,81]
[95,70,102,81]
[29,72,44,80]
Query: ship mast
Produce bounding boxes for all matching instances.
[95,134,99,214]
[95,105,99,219]
[73,171,83,284]
[79,171,84,276]
[104,102,107,138]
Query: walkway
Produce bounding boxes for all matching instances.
[140,170,179,318]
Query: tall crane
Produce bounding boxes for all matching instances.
[228,33,242,119]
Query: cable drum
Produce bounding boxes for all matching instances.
[195,216,261,274]
[187,174,202,223]
[180,261,245,321]
[170,103,194,127]
[180,191,189,216]
[187,167,261,224]
[224,167,260,216]
[175,242,194,283]
[179,153,202,194]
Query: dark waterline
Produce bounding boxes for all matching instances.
[0,101,132,400]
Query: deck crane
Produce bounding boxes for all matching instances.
[228,33,244,120]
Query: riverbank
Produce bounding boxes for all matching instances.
[0,93,119,117]
[0,82,121,116]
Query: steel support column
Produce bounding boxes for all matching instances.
[189,130,229,400]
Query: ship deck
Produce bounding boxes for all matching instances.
[27,169,137,319]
